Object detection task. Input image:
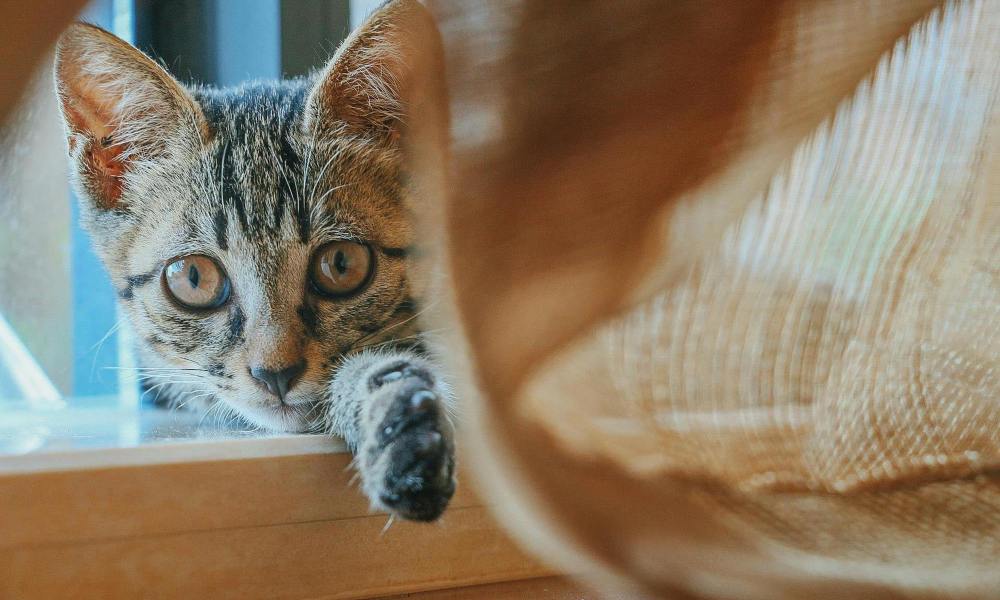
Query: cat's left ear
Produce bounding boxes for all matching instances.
[304,0,432,143]
[54,23,207,210]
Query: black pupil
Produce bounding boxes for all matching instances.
[188,264,200,289]
[333,250,348,275]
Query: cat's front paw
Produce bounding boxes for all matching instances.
[360,362,455,522]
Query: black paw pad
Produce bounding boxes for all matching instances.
[376,389,440,448]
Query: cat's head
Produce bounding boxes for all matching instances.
[53,1,429,431]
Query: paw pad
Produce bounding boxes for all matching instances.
[376,389,439,448]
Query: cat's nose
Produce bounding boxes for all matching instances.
[249,361,306,401]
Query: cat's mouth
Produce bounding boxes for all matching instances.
[272,403,318,432]
[222,394,322,433]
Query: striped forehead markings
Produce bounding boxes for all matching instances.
[206,106,319,243]
[213,209,229,250]
[218,144,250,235]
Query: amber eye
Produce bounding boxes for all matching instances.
[309,241,374,297]
[163,255,230,310]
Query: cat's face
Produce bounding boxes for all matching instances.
[54,6,420,431]
[117,82,416,432]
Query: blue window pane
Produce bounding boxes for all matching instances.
[69,192,120,396]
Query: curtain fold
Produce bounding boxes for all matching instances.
[417,1,1000,597]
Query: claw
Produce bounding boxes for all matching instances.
[409,389,436,412]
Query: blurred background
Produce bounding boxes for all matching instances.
[0,0,381,447]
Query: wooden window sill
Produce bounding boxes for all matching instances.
[0,432,554,599]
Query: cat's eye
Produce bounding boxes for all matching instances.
[163,255,231,310]
[309,241,374,298]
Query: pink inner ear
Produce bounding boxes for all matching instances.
[61,77,116,138]
[82,136,128,209]
[60,78,134,209]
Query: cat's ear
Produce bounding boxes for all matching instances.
[304,0,430,143]
[54,23,206,210]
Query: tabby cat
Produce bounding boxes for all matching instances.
[53,0,455,522]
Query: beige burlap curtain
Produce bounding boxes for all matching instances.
[417,1,1000,597]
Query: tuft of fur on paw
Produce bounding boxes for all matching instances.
[359,361,456,522]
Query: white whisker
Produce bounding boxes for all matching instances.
[380,514,396,536]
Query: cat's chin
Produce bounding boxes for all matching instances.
[226,401,317,433]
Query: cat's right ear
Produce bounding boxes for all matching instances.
[303,0,435,144]
[54,23,207,210]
